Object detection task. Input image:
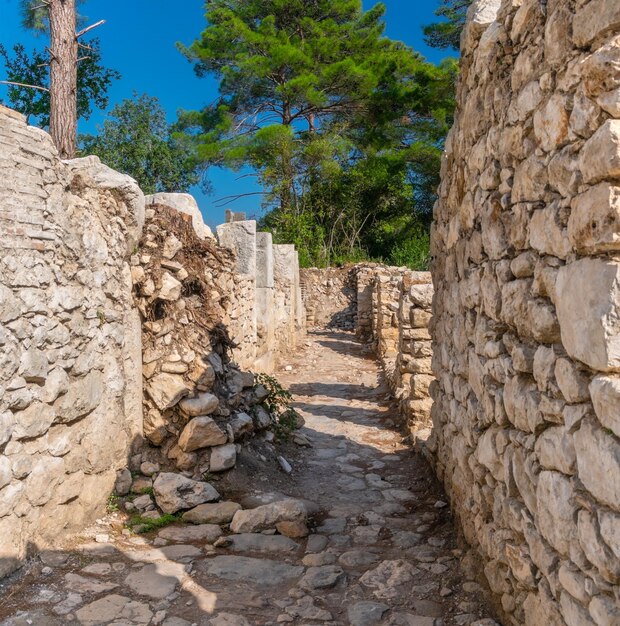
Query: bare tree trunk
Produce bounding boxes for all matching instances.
[49,0,77,159]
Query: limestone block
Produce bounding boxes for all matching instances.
[178,417,227,452]
[534,426,576,474]
[583,34,620,98]
[256,232,274,289]
[577,509,620,584]
[536,471,578,557]
[554,358,590,404]
[533,95,570,152]
[579,120,620,184]
[574,418,620,511]
[573,0,620,47]
[589,374,620,437]
[568,183,620,253]
[209,444,237,472]
[145,373,191,411]
[216,221,257,276]
[66,156,145,250]
[178,393,219,417]
[53,371,103,424]
[153,472,220,515]
[158,272,182,301]
[556,258,620,372]
[146,193,214,239]
[589,594,620,626]
[13,402,56,440]
[461,0,501,52]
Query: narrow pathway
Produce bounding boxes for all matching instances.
[0,332,498,626]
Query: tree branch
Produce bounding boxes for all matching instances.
[76,20,106,39]
[0,80,49,92]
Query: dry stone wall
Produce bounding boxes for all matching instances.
[430,1,620,624]
[0,106,144,577]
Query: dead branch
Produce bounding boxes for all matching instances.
[0,80,49,92]
[75,20,105,39]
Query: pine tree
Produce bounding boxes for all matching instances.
[423,0,472,50]
[5,1,107,157]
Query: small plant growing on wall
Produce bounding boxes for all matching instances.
[255,373,301,438]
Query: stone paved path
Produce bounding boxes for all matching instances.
[0,331,498,626]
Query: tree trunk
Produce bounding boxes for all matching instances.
[49,0,77,159]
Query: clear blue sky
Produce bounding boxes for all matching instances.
[0,0,452,227]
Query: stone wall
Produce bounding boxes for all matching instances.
[430,1,620,624]
[0,106,144,577]
[0,106,306,579]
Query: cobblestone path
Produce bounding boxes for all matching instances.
[0,331,498,626]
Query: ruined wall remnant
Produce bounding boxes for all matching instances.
[430,0,620,624]
[301,264,434,435]
[0,106,144,577]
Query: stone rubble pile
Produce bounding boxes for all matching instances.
[431,0,620,624]
[132,202,275,476]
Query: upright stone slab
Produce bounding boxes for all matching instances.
[255,232,276,372]
[146,193,214,240]
[273,244,297,352]
[216,221,258,368]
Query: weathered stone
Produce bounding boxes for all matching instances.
[298,565,346,590]
[227,533,299,553]
[209,443,236,472]
[178,393,219,417]
[182,501,241,525]
[569,183,620,254]
[347,601,389,626]
[574,418,620,511]
[75,594,153,625]
[589,374,620,437]
[159,272,182,301]
[158,524,222,544]
[178,417,227,452]
[204,555,303,585]
[13,402,56,440]
[554,358,590,404]
[580,120,620,184]
[556,259,620,372]
[153,472,220,514]
[536,471,578,556]
[359,560,419,599]
[146,373,191,411]
[230,499,308,533]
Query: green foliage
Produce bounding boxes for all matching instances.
[178,0,456,266]
[424,0,472,50]
[80,93,205,195]
[0,38,119,127]
[106,494,119,512]
[255,373,301,437]
[128,514,179,534]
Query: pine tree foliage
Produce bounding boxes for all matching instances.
[177,0,456,267]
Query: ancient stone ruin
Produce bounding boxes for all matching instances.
[0,104,305,578]
[1,0,620,623]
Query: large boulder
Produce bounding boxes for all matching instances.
[153,473,220,514]
[230,499,308,534]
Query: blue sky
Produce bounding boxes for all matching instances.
[0,0,452,227]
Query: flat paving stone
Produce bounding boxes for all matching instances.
[204,555,303,585]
